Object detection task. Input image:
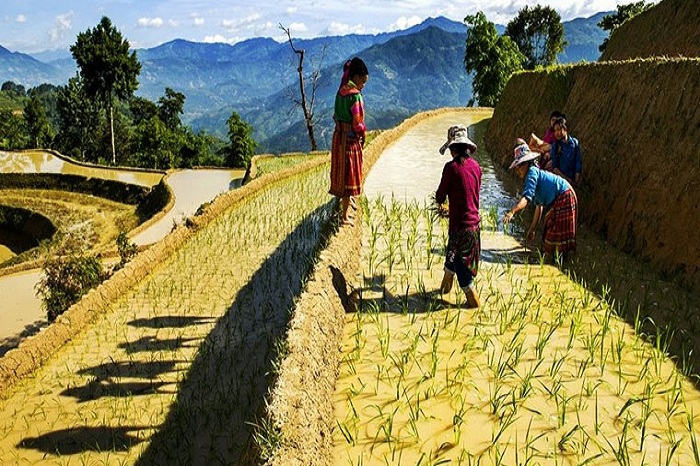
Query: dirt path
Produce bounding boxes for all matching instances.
[0,163,332,465]
[332,110,700,465]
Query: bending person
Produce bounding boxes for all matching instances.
[503,140,578,262]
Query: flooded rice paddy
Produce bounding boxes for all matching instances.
[0,150,245,356]
[332,109,700,465]
[0,150,164,187]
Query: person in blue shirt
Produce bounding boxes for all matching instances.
[550,117,582,188]
[503,140,578,261]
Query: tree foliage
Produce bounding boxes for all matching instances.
[24,94,54,148]
[464,11,525,107]
[598,1,653,53]
[70,16,141,164]
[0,108,27,149]
[55,76,103,161]
[158,87,185,131]
[224,111,256,168]
[505,5,566,69]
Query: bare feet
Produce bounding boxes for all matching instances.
[464,287,480,308]
[440,271,454,294]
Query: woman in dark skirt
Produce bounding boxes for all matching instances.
[435,125,482,308]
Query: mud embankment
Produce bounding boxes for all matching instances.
[484,58,700,291]
[256,108,489,466]
[601,0,700,61]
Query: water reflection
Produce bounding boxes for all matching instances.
[0,150,164,187]
[364,112,519,213]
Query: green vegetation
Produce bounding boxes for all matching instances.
[35,235,107,321]
[333,193,700,464]
[0,16,255,170]
[505,5,566,70]
[253,153,323,178]
[71,16,141,164]
[224,111,256,168]
[464,11,524,106]
[598,1,654,53]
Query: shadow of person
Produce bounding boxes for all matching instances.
[346,273,453,315]
[18,426,148,455]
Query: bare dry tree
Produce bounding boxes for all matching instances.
[279,23,322,151]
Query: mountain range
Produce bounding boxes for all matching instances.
[0,14,609,153]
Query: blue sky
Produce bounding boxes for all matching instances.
[0,0,658,54]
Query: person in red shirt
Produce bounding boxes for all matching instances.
[435,125,482,308]
[329,57,369,226]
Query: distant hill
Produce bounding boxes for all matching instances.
[0,45,73,87]
[235,26,474,153]
[559,12,609,62]
[0,14,611,152]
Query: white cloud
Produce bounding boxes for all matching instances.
[222,13,261,33]
[193,17,205,26]
[15,14,27,24]
[202,34,240,45]
[286,7,299,14]
[386,15,422,32]
[325,21,366,36]
[49,12,74,43]
[287,22,308,34]
[137,17,165,28]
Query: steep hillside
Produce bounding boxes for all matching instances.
[601,0,700,60]
[198,26,473,153]
[484,58,700,290]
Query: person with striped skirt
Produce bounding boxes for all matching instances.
[503,139,578,262]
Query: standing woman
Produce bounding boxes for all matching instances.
[435,125,482,308]
[503,140,578,261]
[330,57,369,225]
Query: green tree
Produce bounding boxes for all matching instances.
[505,5,566,69]
[464,12,525,107]
[224,111,255,168]
[36,249,106,322]
[1,81,26,98]
[0,108,28,149]
[70,16,141,164]
[24,94,55,148]
[129,96,158,126]
[131,116,179,169]
[55,76,102,161]
[29,84,61,129]
[598,1,653,53]
[158,87,186,131]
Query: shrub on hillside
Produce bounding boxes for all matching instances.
[35,239,107,322]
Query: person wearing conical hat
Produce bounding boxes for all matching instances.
[503,139,578,261]
[435,125,482,308]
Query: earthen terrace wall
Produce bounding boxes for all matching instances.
[484,58,700,290]
[261,108,489,466]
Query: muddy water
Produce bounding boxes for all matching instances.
[333,109,700,464]
[364,111,518,211]
[130,168,245,246]
[0,150,163,186]
[0,269,44,357]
